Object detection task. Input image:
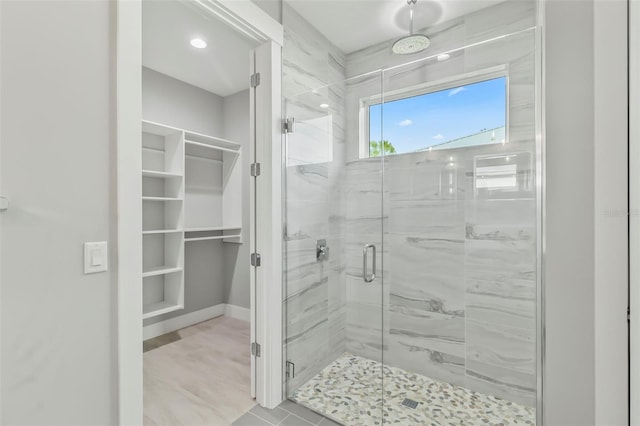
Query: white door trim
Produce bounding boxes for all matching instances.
[115,2,283,424]
[630,0,639,423]
[253,40,283,409]
[115,1,143,424]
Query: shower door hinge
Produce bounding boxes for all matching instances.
[286,361,295,379]
[251,342,261,357]
[250,73,261,88]
[284,117,295,134]
[250,162,261,177]
[250,252,261,267]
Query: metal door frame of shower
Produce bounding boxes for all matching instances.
[115,1,284,424]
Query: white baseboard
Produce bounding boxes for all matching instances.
[225,304,251,322]
[143,303,250,340]
[143,304,226,340]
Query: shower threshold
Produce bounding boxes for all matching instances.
[291,353,535,425]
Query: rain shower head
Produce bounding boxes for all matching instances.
[392,0,430,55]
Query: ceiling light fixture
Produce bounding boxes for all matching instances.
[190,38,207,49]
[437,53,451,62]
[320,103,330,109]
[392,0,431,55]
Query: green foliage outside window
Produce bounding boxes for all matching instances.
[369,140,396,157]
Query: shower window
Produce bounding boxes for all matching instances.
[363,72,508,158]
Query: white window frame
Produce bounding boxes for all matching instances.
[359,65,510,158]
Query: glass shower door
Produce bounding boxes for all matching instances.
[283,72,386,424]
[378,21,539,424]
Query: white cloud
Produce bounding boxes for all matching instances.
[448,86,467,96]
[398,119,413,127]
[433,134,444,140]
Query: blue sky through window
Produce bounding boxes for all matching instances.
[369,76,506,156]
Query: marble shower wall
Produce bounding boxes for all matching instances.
[342,0,539,407]
[282,3,348,394]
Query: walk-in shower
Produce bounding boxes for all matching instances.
[282,0,541,424]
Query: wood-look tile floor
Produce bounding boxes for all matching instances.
[144,316,256,426]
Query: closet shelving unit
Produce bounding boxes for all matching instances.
[141,120,242,320]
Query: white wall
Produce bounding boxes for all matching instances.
[544,1,595,423]
[0,1,116,424]
[544,0,628,424]
[251,0,281,23]
[593,1,628,424]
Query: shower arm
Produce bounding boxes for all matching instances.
[408,0,416,35]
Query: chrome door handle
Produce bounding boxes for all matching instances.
[0,197,8,212]
[363,244,376,283]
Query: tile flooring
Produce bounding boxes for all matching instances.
[143,316,256,425]
[143,316,336,426]
[232,400,339,426]
[291,353,536,425]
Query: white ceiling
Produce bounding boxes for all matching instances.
[142,1,258,97]
[287,0,505,54]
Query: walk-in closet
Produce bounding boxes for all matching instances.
[140,1,257,423]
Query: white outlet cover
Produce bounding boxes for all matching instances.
[84,241,108,274]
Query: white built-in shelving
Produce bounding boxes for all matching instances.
[142,121,185,320]
[141,120,243,320]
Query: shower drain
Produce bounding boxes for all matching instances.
[402,398,419,409]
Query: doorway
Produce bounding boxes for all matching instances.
[116,1,284,423]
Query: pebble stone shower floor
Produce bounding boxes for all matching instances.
[291,353,536,426]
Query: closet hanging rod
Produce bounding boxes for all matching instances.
[184,234,241,242]
[185,154,223,163]
[185,140,240,154]
[142,146,166,153]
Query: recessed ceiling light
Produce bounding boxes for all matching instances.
[190,38,207,49]
[320,103,329,109]
[437,53,451,62]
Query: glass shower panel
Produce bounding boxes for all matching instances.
[380,14,539,425]
[283,72,385,423]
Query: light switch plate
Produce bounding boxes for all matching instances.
[84,241,108,274]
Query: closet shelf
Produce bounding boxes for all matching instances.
[184,130,241,150]
[143,301,184,319]
[142,169,183,179]
[184,139,240,161]
[142,196,183,201]
[184,226,241,232]
[142,266,183,278]
[142,229,183,235]
[185,234,242,242]
[142,120,241,149]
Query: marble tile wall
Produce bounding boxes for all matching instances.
[282,3,348,394]
[342,0,539,407]
[283,0,538,408]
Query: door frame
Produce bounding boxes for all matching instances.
[115,1,283,423]
[630,0,639,423]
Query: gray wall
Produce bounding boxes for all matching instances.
[142,67,224,135]
[0,0,116,424]
[224,89,251,309]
